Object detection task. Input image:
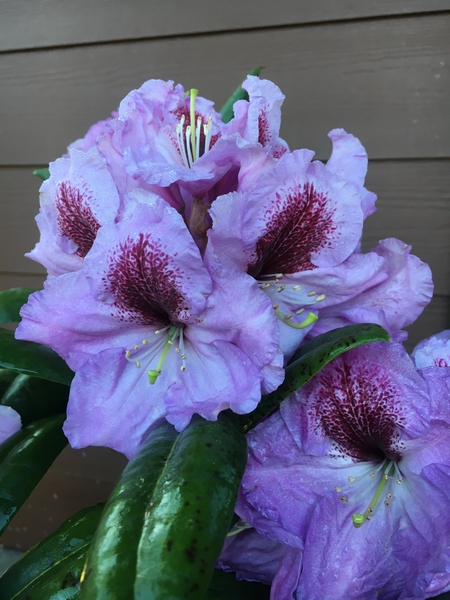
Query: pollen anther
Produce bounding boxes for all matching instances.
[315,294,326,302]
[307,291,316,297]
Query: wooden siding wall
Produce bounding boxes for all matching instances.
[0,1,449,549]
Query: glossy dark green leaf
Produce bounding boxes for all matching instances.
[0,369,19,398]
[240,323,390,432]
[134,412,247,600]
[220,67,263,123]
[0,288,38,324]
[79,421,178,600]
[0,414,67,535]
[10,547,84,600]
[1,374,69,426]
[0,504,104,600]
[207,570,270,600]
[0,426,31,465]
[32,168,50,181]
[0,328,73,386]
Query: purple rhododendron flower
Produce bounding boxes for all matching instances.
[17,196,282,458]
[220,341,450,599]
[28,147,121,277]
[0,405,21,444]
[27,76,288,278]
[208,132,432,353]
[412,330,450,369]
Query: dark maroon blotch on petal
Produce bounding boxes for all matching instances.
[311,361,405,462]
[249,183,337,277]
[55,181,100,257]
[104,232,189,327]
[258,110,271,147]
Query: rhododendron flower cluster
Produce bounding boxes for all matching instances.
[220,333,450,599]
[16,76,432,463]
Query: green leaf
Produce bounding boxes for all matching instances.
[0,328,73,386]
[0,369,19,398]
[79,421,178,600]
[0,288,38,324]
[0,504,104,600]
[240,324,390,432]
[0,414,67,535]
[207,570,270,600]
[220,67,263,123]
[1,374,69,426]
[32,168,50,181]
[7,548,84,600]
[134,412,247,600]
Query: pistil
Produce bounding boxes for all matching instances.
[274,307,318,329]
[352,462,396,528]
[125,325,187,385]
[175,89,214,168]
[190,88,198,160]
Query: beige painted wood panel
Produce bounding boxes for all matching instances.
[1,13,449,165]
[1,159,449,291]
[0,169,44,275]
[2,0,450,52]
[404,293,450,350]
[361,160,450,296]
[0,272,45,291]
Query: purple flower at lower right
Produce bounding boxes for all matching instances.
[219,334,450,599]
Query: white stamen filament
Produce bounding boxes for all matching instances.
[176,116,190,168]
[195,117,202,161]
[179,328,187,372]
[203,117,213,153]
[185,126,194,168]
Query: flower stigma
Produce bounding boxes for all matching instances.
[125,325,187,385]
[175,89,213,168]
[258,273,323,329]
[343,461,402,528]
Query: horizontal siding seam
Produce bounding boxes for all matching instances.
[1,8,450,56]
